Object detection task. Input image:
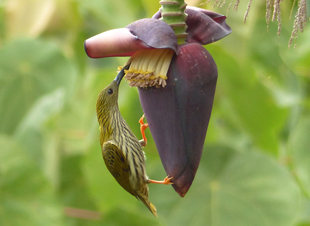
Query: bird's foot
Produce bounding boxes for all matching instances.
[148,176,173,185]
[139,114,149,147]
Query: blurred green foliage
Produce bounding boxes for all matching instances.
[0,0,309,225]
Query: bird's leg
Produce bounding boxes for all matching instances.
[148,176,173,185]
[139,114,149,147]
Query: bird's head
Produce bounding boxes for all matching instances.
[96,64,130,114]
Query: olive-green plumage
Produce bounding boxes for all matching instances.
[96,66,158,217]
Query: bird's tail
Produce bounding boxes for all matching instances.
[138,194,158,217]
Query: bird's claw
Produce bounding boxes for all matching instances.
[163,176,173,185]
[139,114,149,147]
[148,176,173,185]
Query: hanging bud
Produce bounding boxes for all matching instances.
[139,43,217,196]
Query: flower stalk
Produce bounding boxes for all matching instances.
[159,0,188,45]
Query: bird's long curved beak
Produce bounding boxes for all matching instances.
[115,64,130,85]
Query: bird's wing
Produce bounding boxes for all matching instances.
[102,141,135,196]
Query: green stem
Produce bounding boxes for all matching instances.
[159,0,188,45]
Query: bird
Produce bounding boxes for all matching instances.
[96,64,173,217]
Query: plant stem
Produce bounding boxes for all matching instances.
[159,0,188,45]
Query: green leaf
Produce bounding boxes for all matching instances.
[288,117,310,196]
[15,89,65,135]
[77,0,138,29]
[295,199,310,226]
[13,89,65,167]
[102,207,161,226]
[209,46,288,155]
[160,146,300,226]
[0,38,76,134]
[0,135,63,226]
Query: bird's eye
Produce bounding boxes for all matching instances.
[107,88,113,95]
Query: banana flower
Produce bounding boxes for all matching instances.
[85,6,231,197]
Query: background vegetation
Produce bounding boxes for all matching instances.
[0,0,309,225]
